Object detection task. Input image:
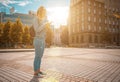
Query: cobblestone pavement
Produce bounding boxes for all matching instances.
[0,48,120,82]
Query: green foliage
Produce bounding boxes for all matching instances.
[10,18,23,46]
[22,25,30,45]
[0,23,3,37]
[2,20,12,47]
[29,25,35,45]
[45,23,54,47]
[0,23,4,45]
[0,18,54,48]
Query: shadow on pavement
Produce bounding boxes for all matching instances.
[30,76,39,82]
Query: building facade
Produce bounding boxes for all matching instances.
[68,0,120,48]
[0,12,35,26]
[53,27,62,46]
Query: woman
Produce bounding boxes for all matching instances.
[33,6,47,78]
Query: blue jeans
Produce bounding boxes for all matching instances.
[33,37,45,72]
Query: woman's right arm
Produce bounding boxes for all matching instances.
[37,19,48,33]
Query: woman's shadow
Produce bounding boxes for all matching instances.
[29,76,40,82]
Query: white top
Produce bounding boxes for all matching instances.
[33,16,47,38]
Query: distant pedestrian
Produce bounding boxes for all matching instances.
[33,6,47,78]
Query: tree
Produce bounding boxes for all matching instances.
[2,20,12,47]
[29,25,35,45]
[10,18,23,47]
[45,23,53,47]
[0,23,4,47]
[22,25,30,46]
[60,26,69,45]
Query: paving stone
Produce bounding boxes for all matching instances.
[0,48,120,82]
[0,67,31,82]
[112,72,120,82]
[103,64,120,82]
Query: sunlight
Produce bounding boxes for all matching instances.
[41,77,58,82]
[47,7,69,28]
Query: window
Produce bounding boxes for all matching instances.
[99,4,101,7]
[82,16,84,21]
[113,21,115,25]
[74,36,76,43]
[114,36,116,42]
[99,18,101,23]
[88,8,90,13]
[109,20,111,24]
[89,35,92,43]
[116,21,118,25]
[94,17,96,22]
[77,24,79,32]
[77,18,79,23]
[82,7,84,13]
[94,2,96,6]
[82,1,84,5]
[99,11,101,15]
[95,35,98,43]
[88,0,91,5]
[105,5,107,9]
[94,9,96,14]
[113,28,115,33]
[99,26,101,31]
[72,36,74,43]
[105,19,107,24]
[88,16,91,21]
[81,24,84,31]
[94,26,96,31]
[73,27,75,33]
[88,25,91,31]
[76,35,79,43]
[81,35,84,43]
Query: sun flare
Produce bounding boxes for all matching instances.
[47,7,69,28]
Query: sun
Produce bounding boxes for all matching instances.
[47,7,69,28]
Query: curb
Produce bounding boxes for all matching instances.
[0,49,34,53]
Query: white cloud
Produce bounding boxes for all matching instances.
[0,0,32,8]
[0,0,12,8]
[18,1,32,6]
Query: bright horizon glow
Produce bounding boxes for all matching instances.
[47,7,69,28]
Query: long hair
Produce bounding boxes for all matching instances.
[37,6,46,19]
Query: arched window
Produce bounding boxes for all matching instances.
[95,35,98,43]
[89,35,92,43]
[81,35,84,43]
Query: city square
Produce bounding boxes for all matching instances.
[0,48,120,82]
[0,0,120,82]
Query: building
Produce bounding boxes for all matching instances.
[68,0,120,48]
[53,28,61,46]
[0,12,35,26]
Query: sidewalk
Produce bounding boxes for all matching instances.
[0,48,120,82]
[0,59,93,82]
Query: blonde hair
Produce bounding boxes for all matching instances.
[37,6,46,19]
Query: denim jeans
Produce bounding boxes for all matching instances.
[33,37,45,72]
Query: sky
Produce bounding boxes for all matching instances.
[0,0,70,28]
